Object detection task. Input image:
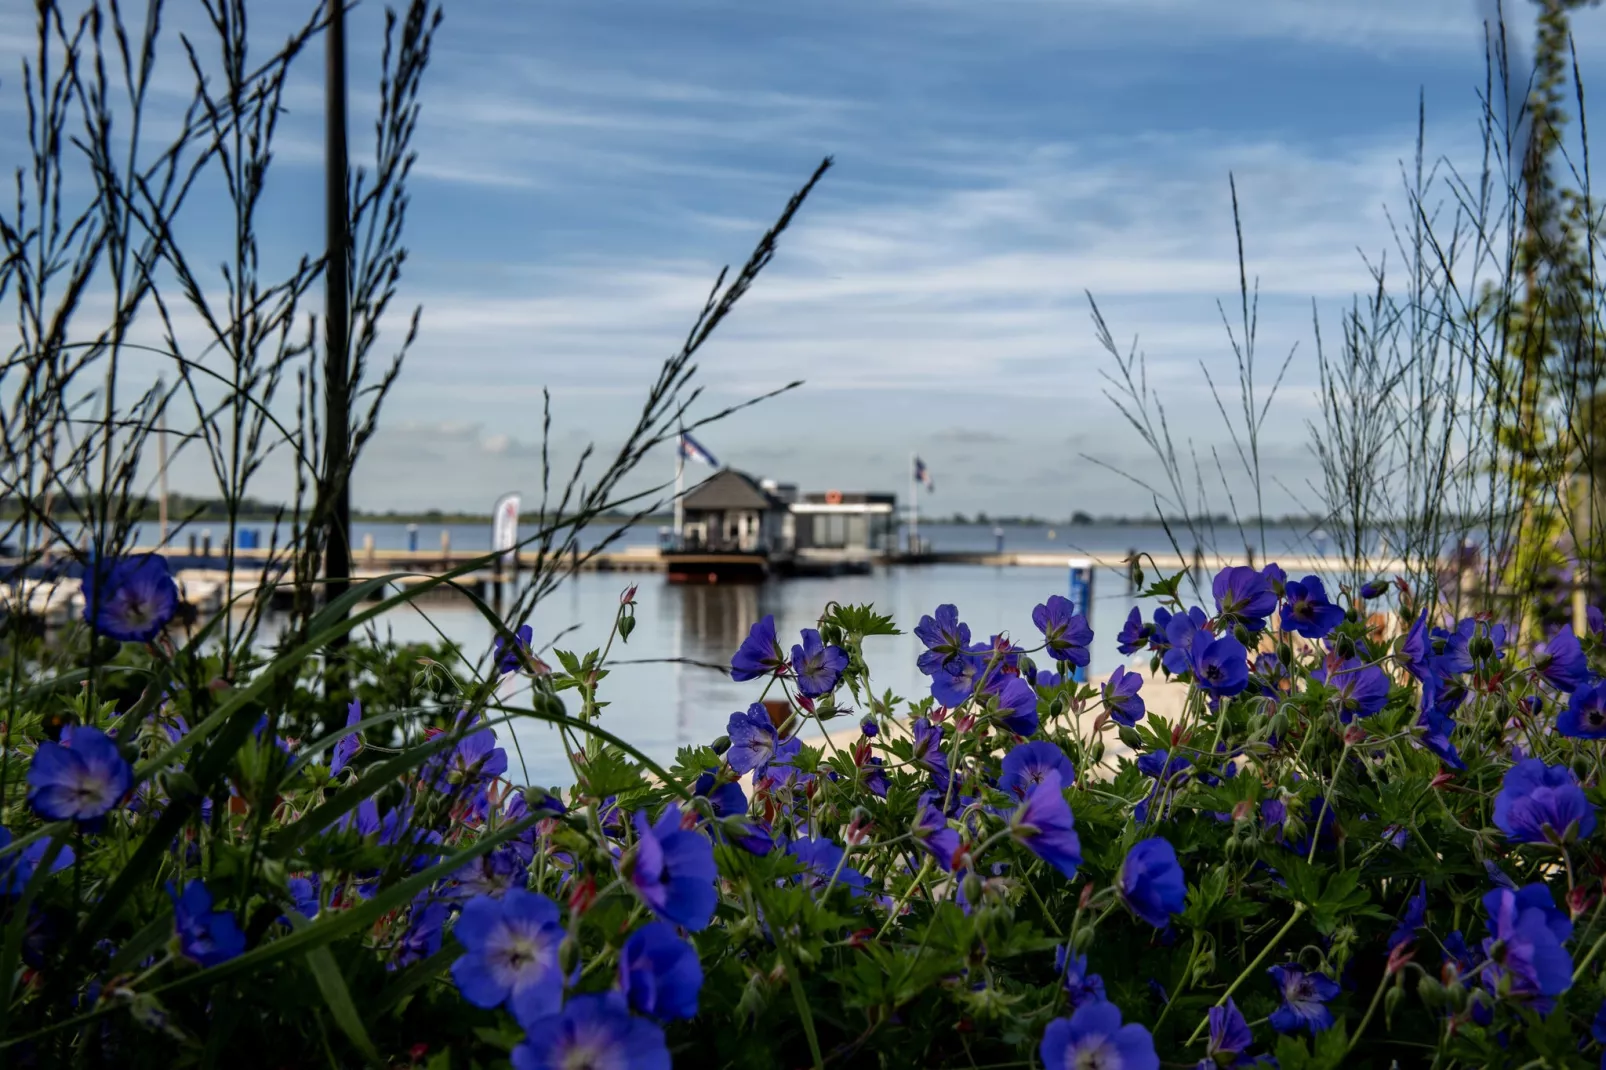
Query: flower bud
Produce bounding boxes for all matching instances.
[1384,982,1405,1026]
[1268,711,1289,739]
[1335,635,1357,659]
[1071,925,1096,953]
[617,613,636,642]
[1191,948,1215,982]
[1417,975,1446,1011]
[1049,696,1066,720]
[1469,635,1493,661]
[1117,725,1143,750]
[1088,740,1105,765]
[961,871,983,905]
[1233,623,1253,647]
[1276,642,1293,665]
[711,734,731,755]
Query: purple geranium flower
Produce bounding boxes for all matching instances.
[1416,699,1465,770]
[1010,769,1081,880]
[426,720,508,795]
[1479,884,1573,1009]
[1118,837,1186,927]
[451,889,566,1026]
[984,673,1040,737]
[1116,607,1152,656]
[910,717,951,790]
[451,845,529,900]
[1161,610,1210,675]
[1213,565,1277,631]
[787,837,869,896]
[169,879,246,968]
[724,704,780,776]
[914,603,973,676]
[1493,758,1596,845]
[791,628,848,698]
[1055,947,1107,1010]
[1034,595,1093,665]
[493,624,534,676]
[26,725,134,830]
[393,900,450,969]
[1205,998,1254,1066]
[1040,1000,1159,1070]
[1267,964,1340,1034]
[329,700,362,777]
[1280,575,1345,639]
[1558,681,1606,739]
[81,554,179,642]
[1103,665,1146,727]
[930,650,988,707]
[912,791,961,871]
[0,828,74,896]
[730,615,788,682]
[1000,741,1075,801]
[1311,656,1391,721]
[693,770,748,819]
[511,992,670,1070]
[619,921,703,1021]
[1389,882,1428,951]
[630,805,718,930]
[1192,633,1250,697]
[1400,609,1431,680]
[1533,624,1589,693]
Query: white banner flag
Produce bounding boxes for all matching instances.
[492,493,521,565]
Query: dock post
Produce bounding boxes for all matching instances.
[187,533,197,555]
[492,552,504,612]
[362,532,375,568]
[201,529,212,558]
[407,523,418,553]
[440,529,451,570]
[1126,548,1138,594]
[1246,544,1255,569]
[1066,558,1093,683]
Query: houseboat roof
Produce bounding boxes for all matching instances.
[682,469,784,512]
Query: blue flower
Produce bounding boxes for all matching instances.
[914,604,973,676]
[862,755,889,798]
[169,879,246,968]
[984,673,1040,736]
[724,704,779,775]
[26,725,133,830]
[1191,633,1249,697]
[1118,838,1186,927]
[1533,625,1588,693]
[693,770,748,819]
[787,837,869,896]
[1479,884,1573,1008]
[1559,681,1606,740]
[450,889,565,1026]
[493,624,534,676]
[1280,575,1345,639]
[511,992,670,1070]
[1213,565,1277,631]
[1103,665,1146,727]
[81,554,179,642]
[393,900,450,969]
[1416,699,1464,770]
[1358,580,1389,600]
[1010,769,1082,880]
[1034,595,1093,665]
[1055,947,1106,1010]
[1389,882,1428,951]
[1000,741,1075,801]
[1204,998,1254,1066]
[912,791,961,871]
[910,717,951,790]
[425,720,508,795]
[0,827,74,895]
[1116,607,1153,656]
[1400,610,1431,680]
[329,700,362,777]
[630,804,718,930]
[1267,964,1340,1034]
[618,921,703,1021]
[930,651,988,707]
[1040,1000,1159,1070]
[1161,611,1210,675]
[1261,562,1287,595]
[1311,656,1391,721]
[1493,758,1596,845]
[790,628,848,698]
[730,615,789,681]
[451,845,530,900]
[287,875,320,919]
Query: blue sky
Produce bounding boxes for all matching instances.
[4,0,1600,518]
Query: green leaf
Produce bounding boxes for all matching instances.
[303,944,379,1063]
[579,747,645,798]
[824,603,901,638]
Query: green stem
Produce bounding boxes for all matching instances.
[1186,903,1307,1046]
[1344,969,1393,1057]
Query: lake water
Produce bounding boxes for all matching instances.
[345,518,1358,789]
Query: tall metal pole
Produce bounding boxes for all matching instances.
[908,452,918,554]
[324,0,352,643]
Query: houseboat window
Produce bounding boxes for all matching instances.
[846,515,867,548]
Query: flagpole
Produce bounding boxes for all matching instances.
[909,451,919,554]
[673,438,685,549]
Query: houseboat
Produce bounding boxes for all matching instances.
[664,468,896,584]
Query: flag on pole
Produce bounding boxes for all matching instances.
[914,456,934,492]
[491,492,521,566]
[679,432,719,468]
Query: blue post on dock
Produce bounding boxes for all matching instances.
[1066,557,1094,683]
